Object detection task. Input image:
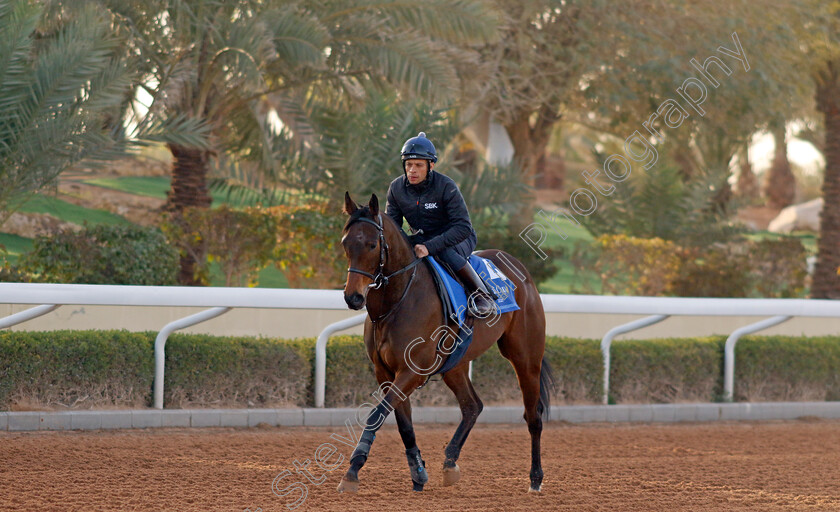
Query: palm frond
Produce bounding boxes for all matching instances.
[0,1,38,111]
[0,1,145,220]
[208,155,291,207]
[132,114,211,149]
[321,0,499,45]
[263,6,330,69]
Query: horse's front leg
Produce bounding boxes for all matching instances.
[394,398,428,491]
[337,372,423,493]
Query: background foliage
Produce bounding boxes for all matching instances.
[0,330,311,410]
[19,224,179,285]
[161,206,279,287]
[4,331,840,410]
[575,234,808,297]
[270,201,347,289]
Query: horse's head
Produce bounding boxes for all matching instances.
[341,192,386,310]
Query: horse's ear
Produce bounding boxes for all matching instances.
[344,191,358,215]
[369,194,379,216]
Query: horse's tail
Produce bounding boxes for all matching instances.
[538,356,555,422]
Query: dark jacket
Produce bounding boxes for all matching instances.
[385,170,475,255]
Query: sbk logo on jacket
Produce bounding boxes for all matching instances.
[424,202,438,209]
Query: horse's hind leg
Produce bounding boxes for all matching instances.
[498,334,546,492]
[441,363,484,486]
[394,399,428,491]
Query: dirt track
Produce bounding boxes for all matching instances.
[2,420,840,511]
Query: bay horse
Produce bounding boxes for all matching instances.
[338,192,553,494]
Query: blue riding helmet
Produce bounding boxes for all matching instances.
[401,132,437,163]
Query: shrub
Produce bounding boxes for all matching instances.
[735,335,840,401]
[161,206,279,287]
[270,202,346,289]
[0,260,31,282]
[545,337,603,403]
[0,330,311,409]
[3,331,840,410]
[578,234,808,298]
[581,164,741,247]
[0,330,154,409]
[20,224,179,285]
[164,333,311,408]
[319,335,377,407]
[669,244,754,297]
[750,239,808,298]
[671,238,808,298]
[587,235,681,296]
[609,337,724,403]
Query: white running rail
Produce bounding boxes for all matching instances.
[1,283,839,407]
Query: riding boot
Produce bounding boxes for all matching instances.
[455,262,496,317]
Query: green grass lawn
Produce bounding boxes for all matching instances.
[16,194,130,226]
[523,214,598,294]
[207,261,290,288]
[84,176,170,200]
[0,233,33,264]
[83,176,319,208]
[1,195,129,265]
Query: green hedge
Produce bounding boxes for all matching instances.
[609,337,725,404]
[2,331,840,410]
[0,330,153,409]
[736,335,840,402]
[163,334,311,408]
[0,330,310,409]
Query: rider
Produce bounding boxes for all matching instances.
[385,132,495,317]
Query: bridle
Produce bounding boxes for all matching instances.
[346,213,424,321]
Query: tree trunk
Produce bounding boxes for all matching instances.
[167,143,213,285]
[167,143,213,211]
[504,103,561,226]
[735,144,759,201]
[762,123,796,209]
[812,62,840,299]
[537,152,566,190]
[672,145,696,181]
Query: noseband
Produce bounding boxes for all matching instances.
[346,214,423,290]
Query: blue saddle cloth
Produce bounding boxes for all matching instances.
[425,254,520,375]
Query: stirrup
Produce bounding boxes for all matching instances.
[467,291,495,317]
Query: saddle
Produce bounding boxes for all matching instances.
[423,254,520,376]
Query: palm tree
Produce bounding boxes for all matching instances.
[104,0,498,206]
[0,1,210,230]
[812,60,840,299]
[735,145,759,201]
[762,122,796,209]
[0,1,168,226]
[99,0,497,283]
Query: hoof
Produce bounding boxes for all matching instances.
[442,464,461,486]
[412,481,425,492]
[528,484,542,493]
[337,477,359,494]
